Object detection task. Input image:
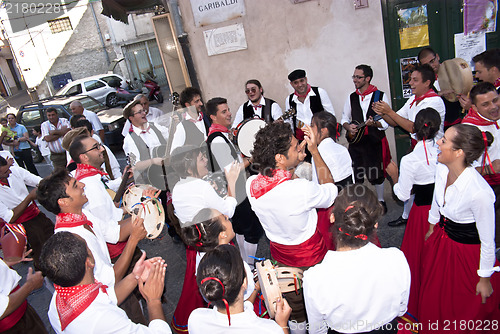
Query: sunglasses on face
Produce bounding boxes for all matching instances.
[245,87,258,94]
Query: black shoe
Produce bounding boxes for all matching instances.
[380,201,387,215]
[388,216,408,227]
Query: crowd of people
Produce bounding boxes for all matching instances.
[1,47,500,334]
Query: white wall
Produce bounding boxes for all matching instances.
[177,0,395,151]
[0,0,88,89]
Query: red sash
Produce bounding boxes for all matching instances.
[269,228,327,267]
[13,202,40,225]
[0,285,28,331]
[107,241,127,259]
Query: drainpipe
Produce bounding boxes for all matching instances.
[90,1,110,65]
[165,0,200,89]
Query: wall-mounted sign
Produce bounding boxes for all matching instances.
[191,0,246,27]
[398,5,429,50]
[400,56,418,98]
[455,32,486,66]
[464,0,497,35]
[203,23,247,56]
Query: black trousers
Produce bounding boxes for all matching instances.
[2,304,48,334]
[14,149,39,176]
[23,212,54,271]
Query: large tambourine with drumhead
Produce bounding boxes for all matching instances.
[232,108,296,157]
[438,58,473,102]
[130,197,165,239]
[122,184,152,214]
[256,259,304,318]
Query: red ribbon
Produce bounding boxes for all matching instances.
[200,277,231,326]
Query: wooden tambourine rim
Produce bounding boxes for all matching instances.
[122,184,150,214]
[438,58,473,102]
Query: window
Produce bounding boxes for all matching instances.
[84,80,106,92]
[65,84,82,96]
[101,75,121,84]
[20,110,41,128]
[48,17,72,34]
[44,107,69,120]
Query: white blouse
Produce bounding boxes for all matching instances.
[428,164,497,277]
[312,138,353,184]
[393,139,438,202]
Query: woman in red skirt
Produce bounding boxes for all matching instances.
[418,124,500,333]
[385,108,441,317]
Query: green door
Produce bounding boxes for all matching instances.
[381,0,500,161]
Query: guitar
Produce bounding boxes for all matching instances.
[110,152,137,203]
[345,114,383,144]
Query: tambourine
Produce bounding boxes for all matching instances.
[122,184,152,214]
[131,198,165,239]
[438,58,473,102]
[202,171,228,198]
[233,117,267,157]
[256,260,304,318]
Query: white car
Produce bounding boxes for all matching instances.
[56,74,128,107]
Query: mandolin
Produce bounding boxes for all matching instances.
[346,114,383,144]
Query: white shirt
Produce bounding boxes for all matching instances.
[396,95,445,140]
[48,288,171,334]
[41,118,71,153]
[188,301,282,334]
[233,97,284,127]
[170,113,208,153]
[0,166,41,223]
[172,177,237,226]
[461,115,500,167]
[393,139,438,202]
[54,209,120,303]
[122,122,169,161]
[121,107,166,137]
[303,243,410,334]
[285,87,335,126]
[76,173,124,224]
[312,138,352,184]
[428,164,497,277]
[83,109,104,132]
[0,259,21,317]
[246,176,337,245]
[341,90,390,130]
[35,135,51,156]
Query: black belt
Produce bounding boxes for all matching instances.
[439,216,480,244]
[412,183,434,206]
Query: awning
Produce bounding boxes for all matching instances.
[101,0,163,23]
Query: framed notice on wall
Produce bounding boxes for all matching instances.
[398,5,430,50]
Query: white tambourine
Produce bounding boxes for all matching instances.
[122,184,151,214]
[131,198,165,239]
[235,118,267,157]
[255,259,304,318]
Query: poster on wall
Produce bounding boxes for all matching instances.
[454,32,486,66]
[400,56,419,98]
[203,23,247,56]
[464,0,497,35]
[191,0,246,27]
[398,5,429,50]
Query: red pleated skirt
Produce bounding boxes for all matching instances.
[172,247,206,333]
[418,224,500,334]
[400,203,431,318]
[317,207,335,250]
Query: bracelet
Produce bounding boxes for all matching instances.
[281,326,289,329]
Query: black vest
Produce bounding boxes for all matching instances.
[288,86,324,130]
[350,90,386,142]
[206,132,238,173]
[180,117,210,147]
[242,98,275,124]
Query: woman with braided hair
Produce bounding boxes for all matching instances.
[189,244,291,333]
[303,184,410,334]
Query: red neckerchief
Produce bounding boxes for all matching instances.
[355,84,378,101]
[0,178,8,187]
[409,89,439,108]
[462,108,499,129]
[55,281,108,331]
[75,164,108,181]
[249,169,292,199]
[495,77,500,89]
[208,123,230,136]
[55,212,93,229]
[294,84,311,98]
[186,112,204,123]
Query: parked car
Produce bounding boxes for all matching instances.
[56,74,128,107]
[17,95,126,159]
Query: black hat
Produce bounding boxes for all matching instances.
[288,69,306,82]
